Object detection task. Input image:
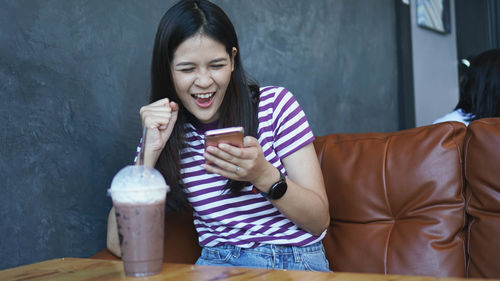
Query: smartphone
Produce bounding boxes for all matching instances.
[204,126,244,150]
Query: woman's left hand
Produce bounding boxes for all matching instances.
[203,136,276,187]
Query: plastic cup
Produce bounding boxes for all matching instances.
[108,165,169,277]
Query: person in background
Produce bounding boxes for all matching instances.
[111,0,330,271]
[433,49,500,125]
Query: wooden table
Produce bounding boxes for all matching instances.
[1,258,498,281]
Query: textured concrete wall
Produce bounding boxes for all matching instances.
[0,0,398,269]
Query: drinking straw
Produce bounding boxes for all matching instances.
[137,127,147,166]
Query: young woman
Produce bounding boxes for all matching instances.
[433,49,500,125]
[137,0,330,271]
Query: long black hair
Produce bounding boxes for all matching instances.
[456,49,500,121]
[150,0,260,212]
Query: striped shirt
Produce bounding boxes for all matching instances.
[136,86,326,247]
[181,86,325,248]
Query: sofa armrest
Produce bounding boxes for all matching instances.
[94,206,201,264]
[91,248,120,261]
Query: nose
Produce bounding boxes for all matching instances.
[194,70,213,88]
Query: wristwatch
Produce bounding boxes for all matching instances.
[252,171,288,200]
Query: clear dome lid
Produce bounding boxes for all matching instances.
[108,165,169,204]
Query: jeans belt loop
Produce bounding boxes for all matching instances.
[270,244,278,266]
[292,245,301,263]
[232,245,241,258]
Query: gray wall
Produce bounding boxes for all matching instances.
[410,0,459,126]
[0,0,399,269]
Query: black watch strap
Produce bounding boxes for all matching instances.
[252,171,287,200]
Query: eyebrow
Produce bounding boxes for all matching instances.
[175,57,228,67]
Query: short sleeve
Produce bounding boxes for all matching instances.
[268,87,315,159]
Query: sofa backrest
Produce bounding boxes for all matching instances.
[314,122,467,277]
[155,119,499,278]
[464,118,500,278]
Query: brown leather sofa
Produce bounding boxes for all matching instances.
[92,118,500,279]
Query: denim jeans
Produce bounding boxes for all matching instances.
[195,241,330,272]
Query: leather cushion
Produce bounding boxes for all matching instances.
[314,122,467,277]
[465,118,500,278]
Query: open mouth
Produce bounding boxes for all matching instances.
[192,92,216,108]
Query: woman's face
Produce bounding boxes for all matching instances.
[171,33,236,124]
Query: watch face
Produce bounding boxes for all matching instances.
[268,174,287,200]
[269,181,287,199]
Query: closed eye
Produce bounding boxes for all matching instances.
[211,64,226,69]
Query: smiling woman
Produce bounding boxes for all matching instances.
[117,0,330,272]
[171,33,236,123]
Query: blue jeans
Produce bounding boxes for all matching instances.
[195,242,330,272]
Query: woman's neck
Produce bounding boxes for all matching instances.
[191,118,219,134]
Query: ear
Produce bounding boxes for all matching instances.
[231,47,237,71]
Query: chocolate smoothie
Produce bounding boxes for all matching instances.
[108,165,169,277]
[114,201,165,277]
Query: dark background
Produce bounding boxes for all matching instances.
[455,0,500,64]
[2,0,496,270]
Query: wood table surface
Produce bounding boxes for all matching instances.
[1,258,498,281]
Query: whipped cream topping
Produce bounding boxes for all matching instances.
[108,165,169,204]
